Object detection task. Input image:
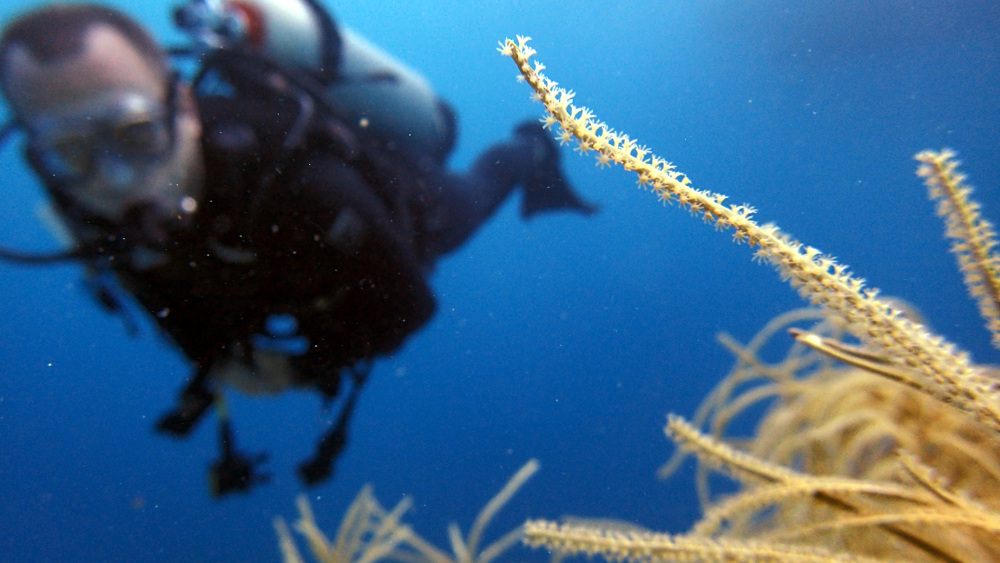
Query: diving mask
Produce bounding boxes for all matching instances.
[26,90,175,181]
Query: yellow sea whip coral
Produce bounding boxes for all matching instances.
[916,150,1000,348]
[276,460,539,563]
[498,36,1000,436]
[675,310,1000,561]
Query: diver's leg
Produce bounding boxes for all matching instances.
[156,363,215,436]
[208,395,270,497]
[417,121,596,258]
[297,370,366,486]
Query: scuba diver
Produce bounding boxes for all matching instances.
[0,1,595,496]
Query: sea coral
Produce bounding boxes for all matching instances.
[663,312,1000,561]
[916,150,1000,348]
[499,37,1000,562]
[275,460,538,563]
[499,37,999,434]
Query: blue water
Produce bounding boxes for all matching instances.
[1,1,998,561]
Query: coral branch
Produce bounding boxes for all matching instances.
[499,36,1000,436]
[523,519,874,563]
[916,149,1000,349]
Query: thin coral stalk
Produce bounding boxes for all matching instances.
[523,519,880,563]
[447,459,539,563]
[499,36,1000,436]
[465,459,539,560]
[275,517,307,563]
[789,329,925,387]
[916,149,1000,349]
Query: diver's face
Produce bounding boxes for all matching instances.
[3,24,203,240]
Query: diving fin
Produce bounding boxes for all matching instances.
[515,121,598,219]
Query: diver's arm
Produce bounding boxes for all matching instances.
[414,121,596,261]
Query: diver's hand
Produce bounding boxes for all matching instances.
[209,450,271,497]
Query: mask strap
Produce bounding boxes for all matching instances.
[0,242,99,264]
[0,118,19,145]
[0,117,108,264]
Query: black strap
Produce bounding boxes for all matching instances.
[0,245,91,264]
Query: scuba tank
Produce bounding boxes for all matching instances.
[173,0,453,167]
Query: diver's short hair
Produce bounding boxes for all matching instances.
[0,3,167,94]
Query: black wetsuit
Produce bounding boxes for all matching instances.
[142,82,439,392]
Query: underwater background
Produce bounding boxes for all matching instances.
[1,0,998,561]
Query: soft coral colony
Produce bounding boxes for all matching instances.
[498,36,1000,562]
